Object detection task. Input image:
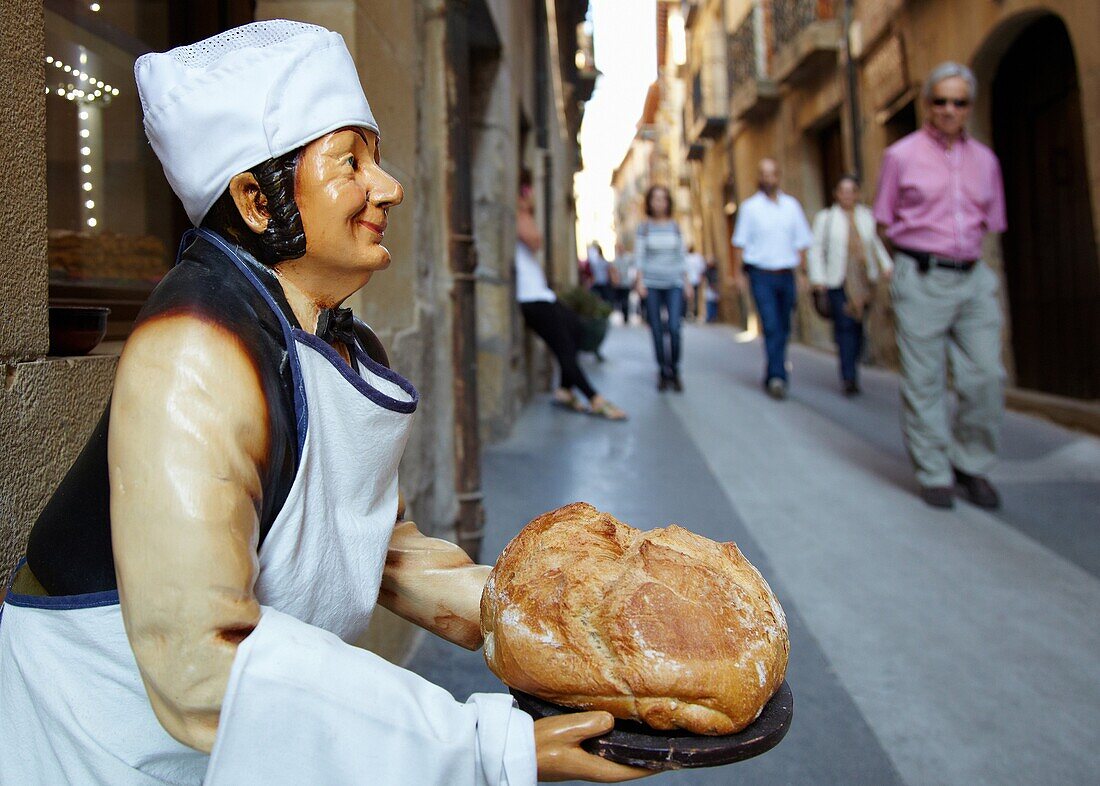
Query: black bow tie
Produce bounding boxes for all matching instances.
[316,307,360,372]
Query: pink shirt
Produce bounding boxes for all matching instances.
[873,125,1007,260]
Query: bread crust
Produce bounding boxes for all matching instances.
[481,503,789,735]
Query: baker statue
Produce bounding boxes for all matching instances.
[0,21,648,785]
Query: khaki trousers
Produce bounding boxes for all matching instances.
[891,252,1006,487]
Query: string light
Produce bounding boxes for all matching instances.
[44,54,119,105]
[45,52,111,233]
[90,3,101,11]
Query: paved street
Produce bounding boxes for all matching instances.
[408,322,1100,785]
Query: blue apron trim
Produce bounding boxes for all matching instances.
[293,330,419,414]
[186,229,310,460]
[2,558,120,615]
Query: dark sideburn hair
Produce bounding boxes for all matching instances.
[202,147,306,266]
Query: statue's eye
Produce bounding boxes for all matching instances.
[346,155,358,171]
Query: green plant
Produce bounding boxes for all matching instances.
[558,285,613,319]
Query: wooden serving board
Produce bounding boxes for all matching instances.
[511,681,793,770]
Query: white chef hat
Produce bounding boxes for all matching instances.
[135,20,379,226]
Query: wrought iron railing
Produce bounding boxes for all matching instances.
[727,12,757,92]
[771,0,838,53]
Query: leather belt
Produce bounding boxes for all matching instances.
[897,247,977,273]
[744,264,796,275]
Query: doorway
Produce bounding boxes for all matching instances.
[992,15,1100,399]
[816,117,844,207]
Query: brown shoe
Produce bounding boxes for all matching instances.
[920,485,955,509]
[954,468,1001,510]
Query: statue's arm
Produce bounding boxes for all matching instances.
[109,315,269,753]
[378,519,491,651]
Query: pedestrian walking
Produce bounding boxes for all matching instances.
[730,158,813,400]
[685,245,707,321]
[873,62,1008,510]
[808,174,894,395]
[587,242,613,303]
[517,172,627,420]
[703,257,721,323]
[635,185,691,391]
[611,242,634,324]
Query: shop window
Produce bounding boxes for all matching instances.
[44,1,253,342]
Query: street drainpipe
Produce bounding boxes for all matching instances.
[842,0,864,182]
[445,0,485,561]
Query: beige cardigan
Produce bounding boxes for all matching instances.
[807,204,893,288]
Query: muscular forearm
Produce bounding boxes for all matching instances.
[379,520,490,650]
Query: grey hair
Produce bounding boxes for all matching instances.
[922,61,977,102]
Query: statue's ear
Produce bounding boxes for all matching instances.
[229,172,270,235]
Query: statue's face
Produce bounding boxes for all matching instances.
[295,128,403,280]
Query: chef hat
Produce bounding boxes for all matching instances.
[135,20,379,226]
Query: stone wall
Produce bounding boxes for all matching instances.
[0,0,117,581]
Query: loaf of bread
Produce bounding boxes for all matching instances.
[481,503,788,736]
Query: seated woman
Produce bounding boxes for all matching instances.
[0,21,647,786]
[516,171,627,421]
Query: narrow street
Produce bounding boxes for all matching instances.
[409,322,1100,785]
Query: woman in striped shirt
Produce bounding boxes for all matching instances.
[635,185,691,391]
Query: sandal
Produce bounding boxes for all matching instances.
[588,398,628,421]
[552,389,587,413]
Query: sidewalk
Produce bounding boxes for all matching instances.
[408,323,1100,785]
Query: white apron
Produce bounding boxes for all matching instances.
[0,229,535,786]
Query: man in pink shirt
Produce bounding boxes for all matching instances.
[874,62,1007,510]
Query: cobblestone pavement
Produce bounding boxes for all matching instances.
[408,322,1100,785]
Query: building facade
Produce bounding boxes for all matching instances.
[673,0,1100,404]
[0,0,593,659]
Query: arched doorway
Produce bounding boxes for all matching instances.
[992,15,1100,399]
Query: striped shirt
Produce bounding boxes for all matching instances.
[635,221,686,288]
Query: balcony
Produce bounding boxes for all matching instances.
[687,67,728,142]
[727,11,779,122]
[769,0,841,86]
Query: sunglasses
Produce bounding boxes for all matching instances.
[931,97,970,108]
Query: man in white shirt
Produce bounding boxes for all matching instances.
[685,245,707,321]
[730,158,813,399]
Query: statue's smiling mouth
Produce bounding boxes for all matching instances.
[357,219,386,238]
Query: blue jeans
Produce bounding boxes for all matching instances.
[645,285,683,379]
[747,266,796,384]
[828,288,864,384]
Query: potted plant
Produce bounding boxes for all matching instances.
[558,285,613,360]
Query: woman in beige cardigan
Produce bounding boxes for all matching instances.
[808,175,894,394]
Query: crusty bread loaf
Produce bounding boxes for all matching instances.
[481,503,788,735]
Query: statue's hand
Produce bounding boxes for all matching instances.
[535,711,652,782]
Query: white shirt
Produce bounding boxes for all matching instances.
[515,242,556,303]
[731,191,813,270]
[685,252,707,286]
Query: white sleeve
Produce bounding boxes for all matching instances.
[205,607,536,786]
[731,203,751,249]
